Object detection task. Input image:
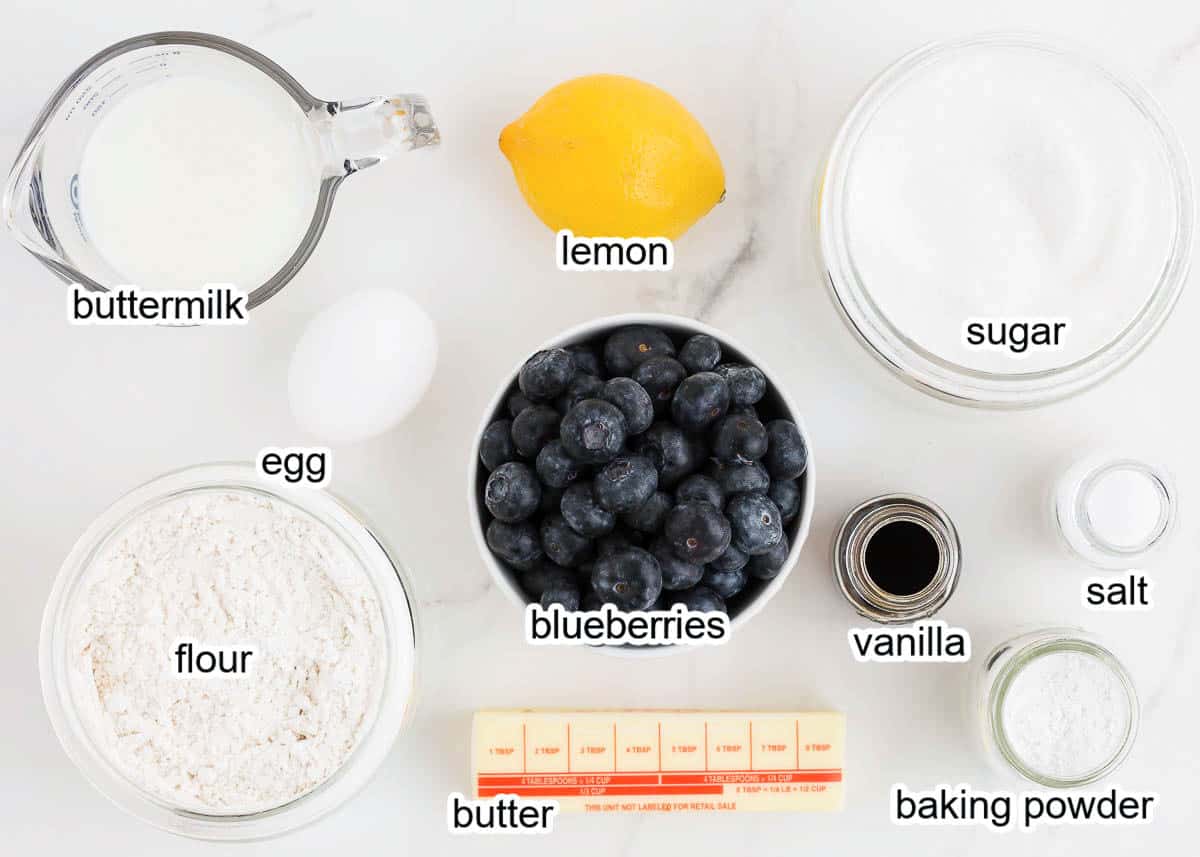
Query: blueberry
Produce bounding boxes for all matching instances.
[511,405,560,457]
[747,537,790,580]
[715,363,767,407]
[539,484,564,517]
[507,392,535,418]
[486,520,543,571]
[679,334,721,374]
[520,564,575,599]
[541,584,581,611]
[633,356,688,416]
[675,474,724,508]
[669,585,727,613]
[708,543,749,572]
[726,493,784,556]
[536,440,582,488]
[632,423,699,488]
[519,348,575,400]
[671,372,730,432]
[622,490,672,533]
[601,377,654,435]
[665,501,732,564]
[581,589,603,611]
[764,420,808,480]
[591,548,663,610]
[603,325,676,376]
[768,479,802,524]
[594,455,658,513]
[560,482,617,538]
[484,462,541,522]
[702,566,748,599]
[560,399,627,464]
[541,514,595,567]
[729,403,760,421]
[708,459,770,495]
[597,531,635,557]
[556,372,606,413]
[566,343,603,378]
[650,538,705,590]
[479,419,516,471]
[711,414,768,462]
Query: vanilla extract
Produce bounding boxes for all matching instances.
[833,494,961,624]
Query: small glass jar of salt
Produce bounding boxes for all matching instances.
[973,628,1139,788]
[1052,452,1177,569]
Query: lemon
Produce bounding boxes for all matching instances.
[499,74,725,240]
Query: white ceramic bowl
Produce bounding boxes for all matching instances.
[468,313,815,655]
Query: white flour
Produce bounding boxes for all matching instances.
[68,489,386,814]
[1001,650,1130,781]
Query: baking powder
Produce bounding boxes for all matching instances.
[1000,650,1131,781]
[68,489,386,814]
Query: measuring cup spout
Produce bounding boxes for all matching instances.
[319,94,439,175]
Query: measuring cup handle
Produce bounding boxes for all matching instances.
[321,94,439,175]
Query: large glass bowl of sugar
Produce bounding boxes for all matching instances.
[818,34,1193,407]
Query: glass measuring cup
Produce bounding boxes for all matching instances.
[3,31,439,309]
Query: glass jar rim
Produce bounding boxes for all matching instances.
[1075,460,1175,557]
[39,462,419,840]
[987,635,1139,788]
[817,32,1194,408]
[832,493,961,624]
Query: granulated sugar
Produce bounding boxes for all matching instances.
[1000,649,1131,781]
[844,45,1175,374]
[68,489,386,814]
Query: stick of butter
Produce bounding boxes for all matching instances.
[472,710,845,813]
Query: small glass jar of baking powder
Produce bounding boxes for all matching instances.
[972,628,1139,788]
[1052,453,1177,569]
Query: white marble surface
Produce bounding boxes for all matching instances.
[2,0,1198,854]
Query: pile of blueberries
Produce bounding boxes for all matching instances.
[477,324,807,616]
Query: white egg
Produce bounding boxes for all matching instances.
[288,288,438,444]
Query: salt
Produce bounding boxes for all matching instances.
[1084,467,1165,550]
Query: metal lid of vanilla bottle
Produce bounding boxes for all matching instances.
[833,494,961,624]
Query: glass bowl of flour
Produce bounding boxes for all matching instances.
[40,463,418,840]
[819,33,1194,407]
